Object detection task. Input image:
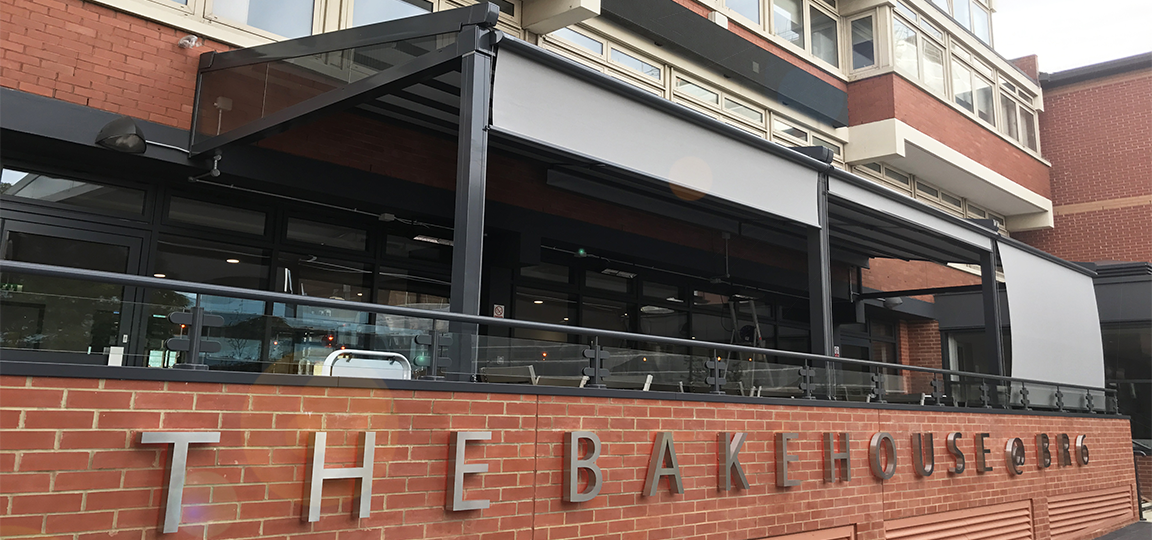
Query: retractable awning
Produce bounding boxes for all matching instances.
[188,3,1104,377]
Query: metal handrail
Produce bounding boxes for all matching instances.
[0,259,1118,399]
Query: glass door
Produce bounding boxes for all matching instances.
[0,220,144,365]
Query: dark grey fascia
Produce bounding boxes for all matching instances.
[600,0,849,127]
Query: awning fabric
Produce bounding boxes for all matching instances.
[998,241,1104,387]
[490,46,821,228]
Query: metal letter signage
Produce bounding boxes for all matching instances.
[1037,434,1051,469]
[564,431,603,503]
[974,433,993,473]
[1057,433,1072,467]
[869,432,897,480]
[141,432,221,533]
[823,432,850,483]
[946,432,965,474]
[776,433,800,487]
[1075,435,1089,465]
[644,432,684,496]
[912,433,934,477]
[719,432,751,491]
[1006,437,1026,476]
[448,431,492,511]
[305,432,375,522]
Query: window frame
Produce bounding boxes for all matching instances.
[203,0,325,41]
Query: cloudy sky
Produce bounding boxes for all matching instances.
[993,0,1152,73]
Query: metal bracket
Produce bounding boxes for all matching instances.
[166,298,225,370]
[414,332,452,380]
[1019,383,1031,410]
[930,378,944,406]
[798,361,815,399]
[870,370,886,404]
[581,337,609,389]
[706,349,726,395]
[1055,386,1065,412]
[979,380,992,408]
[1084,392,1095,414]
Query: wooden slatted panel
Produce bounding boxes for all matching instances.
[1048,486,1133,540]
[885,501,1033,540]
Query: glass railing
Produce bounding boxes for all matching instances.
[0,261,1117,414]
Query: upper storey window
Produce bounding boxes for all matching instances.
[928,0,992,44]
[211,0,319,38]
[350,0,433,27]
[720,0,842,71]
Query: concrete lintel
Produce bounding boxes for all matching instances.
[524,0,601,35]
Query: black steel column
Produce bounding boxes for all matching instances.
[808,173,833,356]
[448,29,494,381]
[979,245,1005,377]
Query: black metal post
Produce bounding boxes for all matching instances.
[447,27,495,382]
[808,173,833,357]
[175,295,207,371]
[979,246,1006,378]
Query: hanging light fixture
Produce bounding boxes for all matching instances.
[94,116,148,154]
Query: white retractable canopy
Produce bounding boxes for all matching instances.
[998,241,1105,387]
[491,46,821,228]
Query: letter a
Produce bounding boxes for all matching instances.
[644,432,684,496]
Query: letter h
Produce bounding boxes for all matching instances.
[304,432,375,522]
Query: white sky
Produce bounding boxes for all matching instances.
[993,0,1152,73]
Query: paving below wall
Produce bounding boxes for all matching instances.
[0,375,1139,540]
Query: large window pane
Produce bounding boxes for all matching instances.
[552,28,603,55]
[1,169,145,216]
[893,18,919,76]
[772,0,804,47]
[851,17,875,69]
[610,48,661,80]
[727,0,761,25]
[168,197,266,236]
[952,61,974,111]
[971,4,991,43]
[278,252,371,302]
[286,218,367,251]
[351,0,431,27]
[975,77,995,124]
[1000,93,1019,140]
[675,78,720,104]
[724,98,765,124]
[155,236,270,290]
[213,0,315,38]
[953,0,971,30]
[922,40,946,95]
[810,7,839,67]
[377,268,449,309]
[1020,109,1037,151]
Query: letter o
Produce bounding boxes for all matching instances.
[869,432,897,480]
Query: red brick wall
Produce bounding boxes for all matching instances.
[1013,69,1152,263]
[1011,56,1040,82]
[0,0,233,130]
[0,375,1139,540]
[899,320,943,394]
[862,259,982,304]
[1137,454,1152,501]
[848,73,1052,200]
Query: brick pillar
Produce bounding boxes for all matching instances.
[900,320,942,395]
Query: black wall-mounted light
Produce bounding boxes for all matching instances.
[95,116,148,154]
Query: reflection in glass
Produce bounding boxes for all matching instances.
[922,40,946,95]
[513,288,575,343]
[387,234,452,264]
[155,236,270,290]
[213,0,316,38]
[724,98,764,124]
[1020,109,1037,151]
[975,77,995,124]
[1001,93,1019,141]
[810,7,838,67]
[971,5,990,43]
[585,271,629,293]
[893,18,919,77]
[1,169,145,215]
[286,218,367,251]
[351,0,431,27]
[168,197,266,235]
[773,119,808,141]
[772,0,804,46]
[520,263,570,283]
[676,78,719,104]
[952,61,974,112]
[377,267,449,310]
[610,48,661,80]
[727,0,761,24]
[278,253,371,302]
[953,0,971,30]
[582,297,632,347]
[552,28,603,55]
[851,17,875,70]
[1,232,129,358]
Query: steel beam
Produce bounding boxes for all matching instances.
[447,27,495,381]
[980,245,1006,376]
[808,173,833,356]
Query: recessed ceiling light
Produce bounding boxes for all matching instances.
[533,300,544,304]
[357,293,363,296]
[225,258,240,264]
[153,273,166,278]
